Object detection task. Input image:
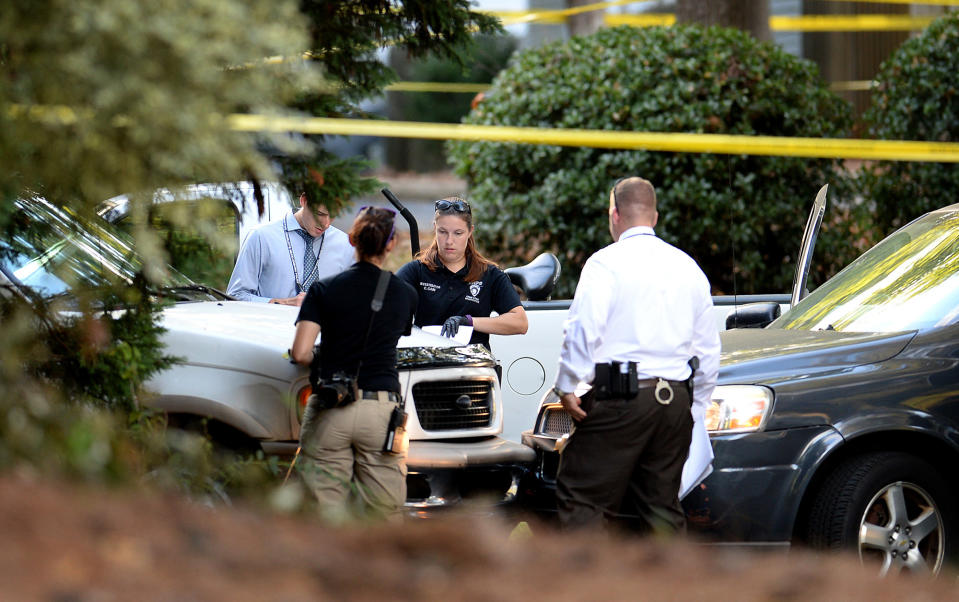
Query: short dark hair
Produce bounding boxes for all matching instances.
[612,177,656,217]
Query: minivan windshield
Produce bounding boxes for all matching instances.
[0,198,226,303]
[772,207,959,333]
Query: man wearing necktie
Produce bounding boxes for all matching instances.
[227,192,355,306]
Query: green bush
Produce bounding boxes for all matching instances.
[859,12,959,235]
[448,25,861,295]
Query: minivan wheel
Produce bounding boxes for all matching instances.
[805,451,955,576]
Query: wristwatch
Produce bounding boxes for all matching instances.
[552,386,571,398]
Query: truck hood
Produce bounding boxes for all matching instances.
[158,300,468,378]
[719,327,917,384]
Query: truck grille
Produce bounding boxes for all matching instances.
[411,380,492,430]
[541,405,573,436]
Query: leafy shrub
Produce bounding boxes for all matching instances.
[448,25,861,295]
[859,12,959,235]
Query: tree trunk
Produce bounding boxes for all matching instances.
[675,0,771,41]
[567,0,605,38]
[803,1,909,119]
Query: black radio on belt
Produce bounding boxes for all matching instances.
[592,361,639,400]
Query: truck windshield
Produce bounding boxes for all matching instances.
[0,198,224,302]
[771,208,959,333]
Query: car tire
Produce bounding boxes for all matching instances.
[805,451,956,576]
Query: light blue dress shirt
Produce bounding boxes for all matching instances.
[227,213,355,302]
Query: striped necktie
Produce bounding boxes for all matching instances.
[296,229,318,291]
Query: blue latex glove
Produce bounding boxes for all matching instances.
[441,315,473,337]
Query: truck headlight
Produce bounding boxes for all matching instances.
[705,385,773,434]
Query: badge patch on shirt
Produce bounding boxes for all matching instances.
[465,280,482,303]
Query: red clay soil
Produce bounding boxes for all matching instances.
[1,471,956,601]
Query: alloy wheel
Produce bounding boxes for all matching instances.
[858,480,944,576]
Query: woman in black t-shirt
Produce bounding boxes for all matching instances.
[290,207,417,523]
[396,197,527,349]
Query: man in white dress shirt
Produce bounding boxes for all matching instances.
[552,176,720,534]
[227,192,354,306]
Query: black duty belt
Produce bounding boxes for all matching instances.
[636,378,686,390]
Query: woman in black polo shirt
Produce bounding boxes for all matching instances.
[396,197,527,349]
[290,207,418,523]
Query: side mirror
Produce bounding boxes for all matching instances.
[726,302,781,329]
[505,253,561,301]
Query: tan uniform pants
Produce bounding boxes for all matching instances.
[297,395,407,523]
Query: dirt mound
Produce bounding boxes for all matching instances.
[0,472,955,601]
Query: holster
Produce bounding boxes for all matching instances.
[592,361,639,400]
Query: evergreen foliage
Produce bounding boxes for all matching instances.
[448,25,861,295]
[0,0,316,489]
[0,0,318,213]
[859,12,959,235]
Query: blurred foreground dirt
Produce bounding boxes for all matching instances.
[1,471,957,601]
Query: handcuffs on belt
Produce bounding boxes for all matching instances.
[654,378,674,405]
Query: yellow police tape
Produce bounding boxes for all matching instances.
[604,13,937,31]
[492,0,648,25]
[600,13,675,27]
[226,115,959,163]
[384,82,490,93]
[490,0,959,26]
[768,14,936,31]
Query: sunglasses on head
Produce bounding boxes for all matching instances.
[434,199,471,214]
[357,206,397,242]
